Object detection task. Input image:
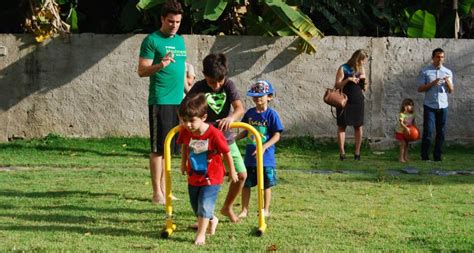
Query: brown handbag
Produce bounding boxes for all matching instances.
[323,88,347,109]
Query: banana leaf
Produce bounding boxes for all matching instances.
[66,7,78,32]
[407,9,436,38]
[264,0,323,54]
[136,0,166,11]
[190,0,229,21]
[245,12,275,36]
[459,0,474,15]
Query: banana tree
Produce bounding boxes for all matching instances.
[24,0,71,42]
[136,0,323,54]
[406,9,436,38]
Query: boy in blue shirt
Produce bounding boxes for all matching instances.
[236,80,284,218]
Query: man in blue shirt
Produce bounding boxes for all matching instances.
[417,48,454,161]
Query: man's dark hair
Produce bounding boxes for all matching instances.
[432,48,444,58]
[161,0,183,17]
[178,93,208,119]
[202,53,228,81]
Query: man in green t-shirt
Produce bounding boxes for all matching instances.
[138,0,186,204]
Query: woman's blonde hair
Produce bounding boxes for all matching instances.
[347,49,368,73]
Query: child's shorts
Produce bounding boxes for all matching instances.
[395,132,406,141]
[188,184,221,219]
[228,142,246,173]
[244,166,277,189]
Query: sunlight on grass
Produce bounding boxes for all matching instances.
[0,136,473,251]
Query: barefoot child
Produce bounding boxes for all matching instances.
[236,81,284,218]
[177,93,239,245]
[395,98,416,163]
[185,53,246,223]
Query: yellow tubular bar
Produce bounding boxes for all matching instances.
[161,125,181,238]
[231,122,266,236]
[161,122,266,238]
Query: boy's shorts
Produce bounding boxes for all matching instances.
[227,142,246,173]
[149,105,179,154]
[188,184,221,219]
[244,166,277,189]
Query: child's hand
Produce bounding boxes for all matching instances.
[216,117,233,131]
[252,145,267,157]
[180,165,187,175]
[228,171,238,183]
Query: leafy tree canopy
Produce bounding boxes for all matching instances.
[1,0,473,52]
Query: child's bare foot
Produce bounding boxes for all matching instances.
[399,159,406,163]
[151,195,165,205]
[238,209,248,218]
[258,209,271,217]
[220,207,239,223]
[207,217,218,235]
[194,234,206,245]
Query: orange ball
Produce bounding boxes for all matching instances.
[404,125,420,142]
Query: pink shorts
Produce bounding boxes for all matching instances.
[395,132,406,141]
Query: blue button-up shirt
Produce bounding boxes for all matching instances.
[418,65,454,109]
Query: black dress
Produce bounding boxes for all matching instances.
[336,64,364,127]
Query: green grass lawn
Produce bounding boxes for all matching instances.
[0,135,473,251]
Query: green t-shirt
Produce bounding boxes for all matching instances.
[139,31,186,105]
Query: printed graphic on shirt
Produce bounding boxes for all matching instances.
[164,46,186,58]
[189,139,208,154]
[205,92,227,115]
[247,119,268,144]
[189,139,209,174]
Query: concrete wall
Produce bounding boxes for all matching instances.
[1,34,473,146]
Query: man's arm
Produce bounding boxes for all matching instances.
[137,53,175,77]
[418,78,441,92]
[445,76,454,93]
[138,58,163,77]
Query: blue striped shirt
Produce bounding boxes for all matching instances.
[417,65,454,109]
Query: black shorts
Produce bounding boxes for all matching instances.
[149,105,179,154]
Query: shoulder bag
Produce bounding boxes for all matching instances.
[323,88,347,118]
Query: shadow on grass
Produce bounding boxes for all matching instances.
[0,224,162,239]
[0,190,195,208]
[0,143,148,158]
[0,190,123,198]
[321,172,474,185]
[30,204,195,217]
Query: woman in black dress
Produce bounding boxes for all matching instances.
[334,49,369,160]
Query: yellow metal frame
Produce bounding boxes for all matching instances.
[160,122,266,238]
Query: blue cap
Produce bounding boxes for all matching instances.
[247,80,274,97]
